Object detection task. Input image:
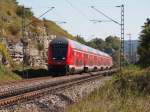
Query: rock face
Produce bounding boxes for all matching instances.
[0,34,56,69]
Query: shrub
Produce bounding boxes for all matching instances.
[114,66,150,96]
[66,66,150,112]
[36,43,44,51]
[7,21,20,36]
[7,10,11,16]
[16,6,33,18]
[0,42,14,67]
[8,25,19,36]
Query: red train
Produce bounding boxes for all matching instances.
[48,37,113,75]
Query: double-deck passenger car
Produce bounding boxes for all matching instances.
[48,37,113,75]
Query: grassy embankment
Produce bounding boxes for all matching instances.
[66,65,150,112]
[0,63,21,83]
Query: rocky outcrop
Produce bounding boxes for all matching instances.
[0,34,56,69]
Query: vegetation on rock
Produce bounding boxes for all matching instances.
[0,42,14,67]
[0,42,20,82]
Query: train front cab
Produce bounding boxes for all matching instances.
[48,38,69,75]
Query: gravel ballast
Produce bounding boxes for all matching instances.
[0,76,111,112]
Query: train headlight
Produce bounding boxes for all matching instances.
[53,57,56,60]
[62,57,66,60]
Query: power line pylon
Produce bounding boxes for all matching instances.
[120,4,125,69]
[91,4,125,70]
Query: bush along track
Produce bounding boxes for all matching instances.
[66,66,150,112]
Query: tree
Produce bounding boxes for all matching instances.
[105,36,120,51]
[138,18,150,67]
[88,38,105,51]
[11,0,18,4]
[75,35,87,45]
[16,6,33,18]
[105,36,121,66]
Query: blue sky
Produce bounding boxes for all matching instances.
[17,0,150,40]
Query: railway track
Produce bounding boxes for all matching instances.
[0,69,118,108]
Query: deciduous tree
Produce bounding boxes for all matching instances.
[138,18,150,67]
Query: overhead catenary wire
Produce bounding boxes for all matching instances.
[65,0,89,21]
[91,6,121,25]
[91,4,125,70]
[25,7,55,28]
[64,0,95,38]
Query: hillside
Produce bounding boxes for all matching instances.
[0,0,74,42]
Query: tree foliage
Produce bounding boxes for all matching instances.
[16,6,33,18]
[138,18,150,67]
[11,0,18,4]
[75,35,87,45]
[88,38,105,51]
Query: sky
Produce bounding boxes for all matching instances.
[17,0,150,40]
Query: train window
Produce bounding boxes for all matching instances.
[89,56,93,66]
[72,51,75,60]
[94,56,97,65]
[76,59,78,65]
[75,53,78,65]
[80,59,83,65]
[84,54,88,59]
[51,44,68,60]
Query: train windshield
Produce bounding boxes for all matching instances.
[51,44,68,61]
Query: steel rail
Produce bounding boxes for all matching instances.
[0,69,118,108]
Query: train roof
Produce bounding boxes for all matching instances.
[50,37,68,45]
[51,37,111,58]
[68,39,110,57]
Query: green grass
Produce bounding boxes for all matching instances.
[66,66,150,112]
[0,63,21,83]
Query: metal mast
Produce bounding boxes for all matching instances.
[120,4,125,69]
[91,4,125,70]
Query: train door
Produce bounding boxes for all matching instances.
[94,55,97,70]
[84,53,88,72]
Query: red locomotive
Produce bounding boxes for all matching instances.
[48,37,113,75]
